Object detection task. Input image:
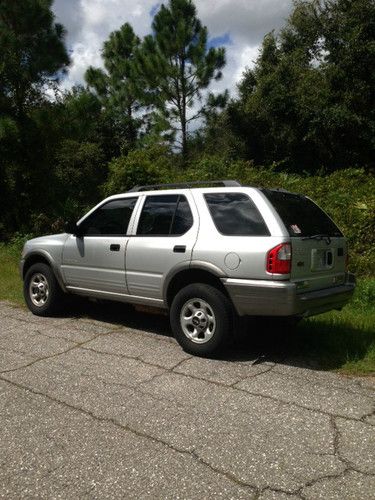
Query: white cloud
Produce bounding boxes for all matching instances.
[52,0,293,93]
[196,0,291,44]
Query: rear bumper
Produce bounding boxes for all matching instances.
[222,273,356,317]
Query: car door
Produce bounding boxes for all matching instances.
[61,197,138,294]
[125,192,198,299]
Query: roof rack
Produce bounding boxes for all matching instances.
[128,179,242,192]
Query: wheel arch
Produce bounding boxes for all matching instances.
[23,251,67,292]
[164,261,230,308]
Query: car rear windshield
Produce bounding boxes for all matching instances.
[262,190,343,237]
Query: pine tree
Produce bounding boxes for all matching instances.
[85,23,141,150]
[0,0,69,117]
[135,0,225,158]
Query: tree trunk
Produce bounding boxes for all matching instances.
[180,55,188,162]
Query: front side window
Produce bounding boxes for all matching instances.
[204,192,270,236]
[137,194,193,236]
[80,198,137,236]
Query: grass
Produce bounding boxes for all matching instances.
[294,305,375,375]
[0,241,374,375]
[0,243,24,305]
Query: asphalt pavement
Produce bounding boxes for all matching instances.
[0,300,374,499]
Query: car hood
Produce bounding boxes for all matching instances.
[26,233,70,247]
[22,233,70,259]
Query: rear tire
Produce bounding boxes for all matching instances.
[24,263,66,316]
[170,283,233,356]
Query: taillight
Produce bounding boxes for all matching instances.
[267,243,292,274]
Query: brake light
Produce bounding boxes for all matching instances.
[267,243,292,274]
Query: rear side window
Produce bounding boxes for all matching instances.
[80,198,137,236]
[137,194,193,236]
[262,190,343,237]
[171,196,194,235]
[204,193,270,236]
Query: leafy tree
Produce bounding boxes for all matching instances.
[103,144,174,195]
[230,0,375,172]
[0,0,69,234]
[135,0,226,158]
[54,139,105,205]
[85,23,141,153]
[0,0,69,117]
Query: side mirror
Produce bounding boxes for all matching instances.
[64,221,83,237]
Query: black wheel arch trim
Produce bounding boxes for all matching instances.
[162,260,227,305]
[22,251,67,293]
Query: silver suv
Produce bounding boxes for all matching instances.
[20,180,355,355]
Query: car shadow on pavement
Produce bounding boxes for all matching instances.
[67,297,173,338]
[62,298,372,373]
[226,316,374,373]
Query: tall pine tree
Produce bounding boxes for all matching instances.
[0,0,69,118]
[85,23,141,151]
[135,0,225,158]
[0,0,69,232]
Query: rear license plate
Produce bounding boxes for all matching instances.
[311,248,334,271]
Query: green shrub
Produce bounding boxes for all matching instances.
[0,232,34,257]
[351,279,375,310]
[103,145,176,195]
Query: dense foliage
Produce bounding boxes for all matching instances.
[222,0,375,172]
[0,0,374,276]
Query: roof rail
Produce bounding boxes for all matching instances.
[128,179,242,192]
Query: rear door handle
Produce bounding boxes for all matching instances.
[110,244,120,252]
[173,245,186,253]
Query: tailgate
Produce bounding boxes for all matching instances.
[261,189,348,292]
[291,237,347,291]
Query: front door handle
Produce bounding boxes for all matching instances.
[110,244,120,252]
[173,245,186,253]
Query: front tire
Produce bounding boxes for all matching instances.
[24,263,65,316]
[170,283,233,356]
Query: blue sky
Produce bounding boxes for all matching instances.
[208,33,232,49]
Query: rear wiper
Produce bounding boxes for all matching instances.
[302,234,331,244]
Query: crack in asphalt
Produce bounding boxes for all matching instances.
[298,466,375,500]
[331,416,375,477]
[2,313,75,327]
[229,363,277,387]
[1,367,373,496]
[81,345,192,373]
[4,373,357,498]
[0,375,258,495]
[361,409,375,424]
[154,367,374,425]
[0,345,36,357]
[270,367,375,399]
[0,327,122,375]
[2,327,374,429]
[294,417,375,498]
[33,329,82,344]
